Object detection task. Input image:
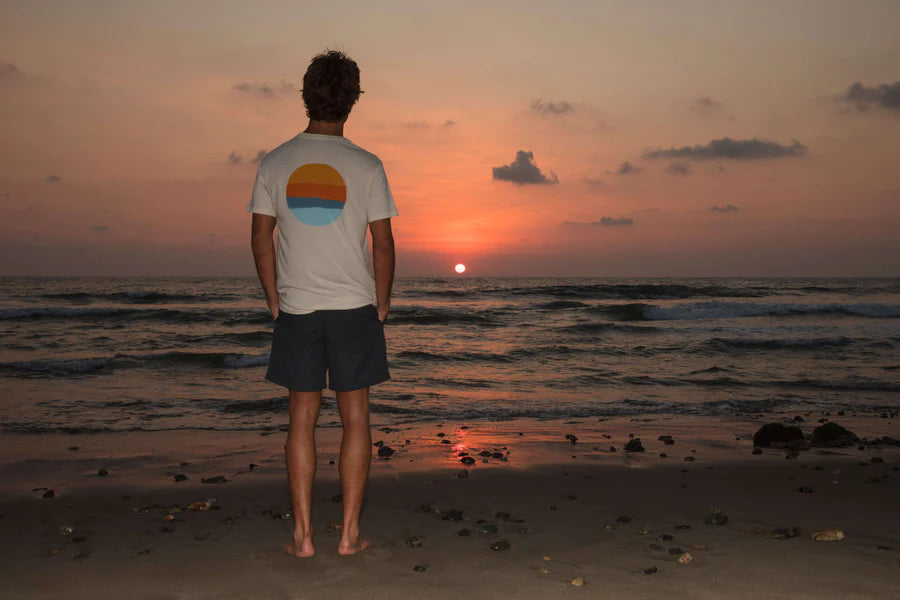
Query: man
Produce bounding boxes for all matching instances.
[248,50,397,557]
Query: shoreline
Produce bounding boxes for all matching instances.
[1,415,899,599]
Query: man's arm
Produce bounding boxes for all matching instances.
[369,218,395,322]
[250,213,279,319]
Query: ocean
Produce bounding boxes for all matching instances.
[1,277,898,434]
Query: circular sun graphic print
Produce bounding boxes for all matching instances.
[285,163,346,226]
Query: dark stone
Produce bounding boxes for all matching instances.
[644,566,658,575]
[479,523,498,535]
[43,489,55,498]
[373,440,384,447]
[440,439,452,445]
[793,415,804,422]
[495,511,511,519]
[405,536,422,548]
[657,534,673,541]
[797,486,813,493]
[624,439,645,453]
[659,452,667,458]
[441,509,463,521]
[201,476,227,484]
[704,512,727,525]
[97,469,109,477]
[173,474,188,482]
[752,423,804,448]
[772,526,800,539]
[68,446,79,451]
[683,456,695,462]
[616,515,632,524]
[248,463,257,471]
[810,422,858,448]
[491,452,504,459]
[648,543,661,550]
[413,564,427,572]
[490,538,510,551]
[752,448,763,455]
[479,450,492,457]
[667,547,683,555]
[658,435,675,445]
[460,456,476,466]
[787,439,809,451]
[610,446,617,452]
[330,494,343,502]
[377,446,395,458]
[565,434,578,445]
[437,432,445,437]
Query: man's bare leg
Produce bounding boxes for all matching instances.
[335,387,372,555]
[284,389,322,557]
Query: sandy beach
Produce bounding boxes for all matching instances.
[2,413,898,599]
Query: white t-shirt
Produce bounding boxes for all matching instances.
[247,132,398,314]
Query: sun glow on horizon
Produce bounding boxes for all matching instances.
[454,263,466,274]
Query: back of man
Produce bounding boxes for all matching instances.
[250,134,396,313]
[248,50,396,558]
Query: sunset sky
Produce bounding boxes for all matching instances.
[1,0,898,277]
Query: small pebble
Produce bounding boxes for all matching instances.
[413,564,427,572]
[97,469,109,477]
[643,566,658,575]
[489,538,510,551]
[570,577,585,587]
[678,552,694,565]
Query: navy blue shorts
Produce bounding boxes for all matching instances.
[266,304,390,392]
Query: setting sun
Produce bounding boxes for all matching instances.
[454,263,466,274]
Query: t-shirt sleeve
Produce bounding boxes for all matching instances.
[247,166,276,217]
[366,162,399,222]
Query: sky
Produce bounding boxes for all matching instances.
[1,0,899,277]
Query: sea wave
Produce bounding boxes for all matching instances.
[1,351,270,376]
[0,306,272,325]
[589,301,900,321]
[37,291,241,304]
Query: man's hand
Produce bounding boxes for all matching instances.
[268,300,280,321]
[377,303,389,323]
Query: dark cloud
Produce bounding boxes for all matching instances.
[443,120,456,128]
[616,161,642,175]
[91,225,109,232]
[227,151,242,165]
[492,151,558,185]
[836,81,900,113]
[691,96,723,113]
[232,80,295,98]
[251,149,267,164]
[563,216,634,226]
[667,162,692,175]
[43,175,62,183]
[710,204,739,213]
[531,98,574,115]
[642,137,807,160]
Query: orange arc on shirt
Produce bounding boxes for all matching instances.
[285,182,346,202]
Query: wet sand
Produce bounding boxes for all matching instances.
[1,415,899,599]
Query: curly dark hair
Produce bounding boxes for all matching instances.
[301,50,363,123]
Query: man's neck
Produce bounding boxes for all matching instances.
[304,120,345,136]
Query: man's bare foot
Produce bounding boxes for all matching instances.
[284,536,315,558]
[337,537,372,556]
